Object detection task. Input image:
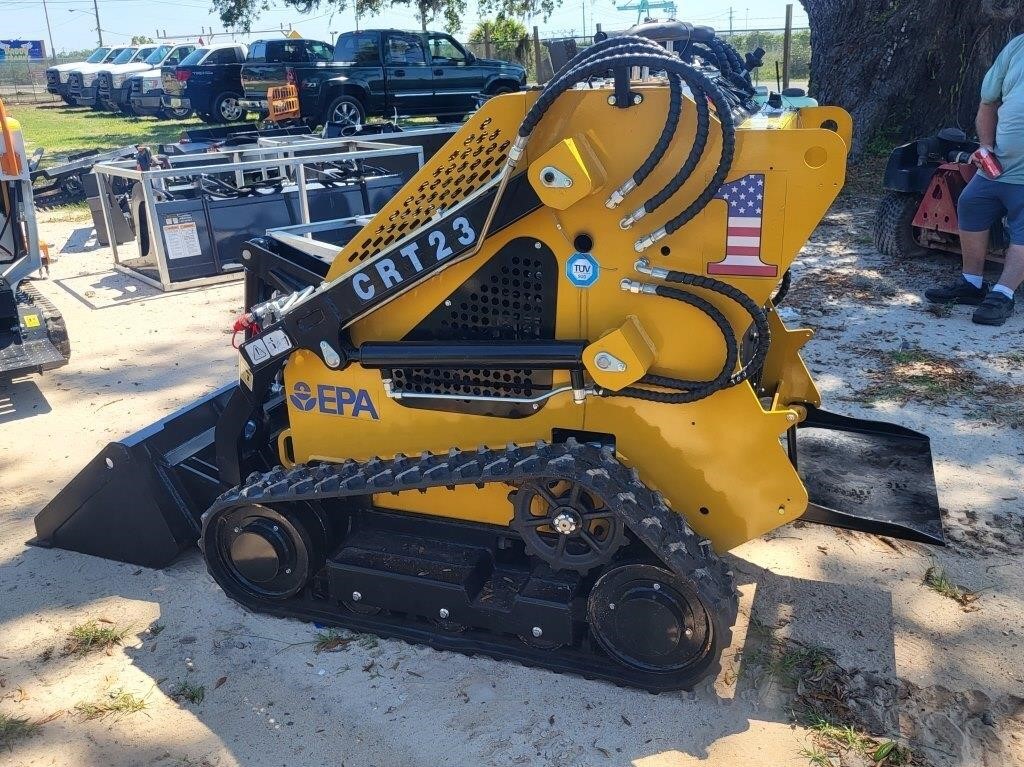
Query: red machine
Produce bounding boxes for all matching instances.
[874,128,1008,260]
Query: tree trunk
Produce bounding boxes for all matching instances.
[800,0,1024,159]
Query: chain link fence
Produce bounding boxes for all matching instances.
[3,26,812,105]
[466,26,811,89]
[0,56,80,105]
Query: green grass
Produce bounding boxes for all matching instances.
[0,713,40,750]
[314,629,354,653]
[6,102,203,165]
[74,690,148,720]
[805,716,915,765]
[63,620,130,656]
[924,566,979,609]
[169,680,205,705]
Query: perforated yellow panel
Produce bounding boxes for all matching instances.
[333,105,518,273]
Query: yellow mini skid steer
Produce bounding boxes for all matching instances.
[35,25,942,691]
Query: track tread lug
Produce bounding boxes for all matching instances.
[201,437,738,693]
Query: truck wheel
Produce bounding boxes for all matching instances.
[324,95,365,130]
[873,192,928,258]
[161,106,194,120]
[212,92,245,123]
[489,85,515,96]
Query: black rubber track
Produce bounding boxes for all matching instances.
[19,281,71,361]
[201,439,738,692]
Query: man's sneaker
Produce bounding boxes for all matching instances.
[972,291,1015,326]
[924,276,990,305]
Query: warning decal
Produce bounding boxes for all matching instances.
[163,216,203,260]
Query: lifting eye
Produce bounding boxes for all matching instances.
[539,166,573,188]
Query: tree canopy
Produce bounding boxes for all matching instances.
[800,0,1024,157]
[211,0,467,33]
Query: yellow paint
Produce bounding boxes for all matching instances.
[282,86,850,552]
[583,316,655,390]
[528,135,606,210]
[760,307,821,410]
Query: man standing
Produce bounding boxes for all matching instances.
[925,34,1024,326]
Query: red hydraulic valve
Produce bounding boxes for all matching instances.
[231,313,261,349]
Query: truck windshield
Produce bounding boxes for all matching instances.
[145,46,172,65]
[132,47,159,62]
[104,48,129,62]
[179,48,207,66]
[85,48,110,64]
[112,49,138,64]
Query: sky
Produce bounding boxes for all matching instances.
[6,0,809,55]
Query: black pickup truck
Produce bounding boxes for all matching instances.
[239,31,526,127]
[160,44,250,123]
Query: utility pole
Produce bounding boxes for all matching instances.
[728,6,733,34]
[92,0,104,45]
[782,2,793,89]
[42,0,56,61]
[582,1,586,39]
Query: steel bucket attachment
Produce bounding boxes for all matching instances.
[31,384,282,568]
[795,406,944,545]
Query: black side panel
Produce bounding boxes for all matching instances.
[796,406,944,545]
[882,141,935,194]
[390,236,557,418]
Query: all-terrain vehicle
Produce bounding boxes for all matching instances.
[873,128,1010,261]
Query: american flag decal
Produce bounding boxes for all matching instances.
[707,173,778,278]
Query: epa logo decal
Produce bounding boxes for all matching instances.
[290,381,380,420]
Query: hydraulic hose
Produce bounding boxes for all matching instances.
[630,73,684,191]
[554,38,697,206]
[771,269,792,307]
[518,49,738,252]
[659,267,771,387]
[497,31,768,404]
[606,283,739,404]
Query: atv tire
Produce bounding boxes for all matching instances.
[874,192,928,259]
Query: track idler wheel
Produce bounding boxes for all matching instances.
[204,504,321,600]
[587,563,717,679]
[510,480,628,573]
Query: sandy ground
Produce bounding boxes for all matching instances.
[1,197,1022,767]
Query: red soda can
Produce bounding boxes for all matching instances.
[975,147,1004,178]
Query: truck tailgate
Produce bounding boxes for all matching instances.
[161,66,184,97]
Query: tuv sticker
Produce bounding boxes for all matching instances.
[566,252,600,288]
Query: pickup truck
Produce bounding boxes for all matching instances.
[46,47,114,104]
[239,30,526,128]
[98,43,196,114]
[68,46,152,108]
[63,46,134,107]
[159,44,250,123]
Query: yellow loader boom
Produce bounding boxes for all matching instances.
[35,25,941,691]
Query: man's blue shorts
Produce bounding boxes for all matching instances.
[958,173,1024,245]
